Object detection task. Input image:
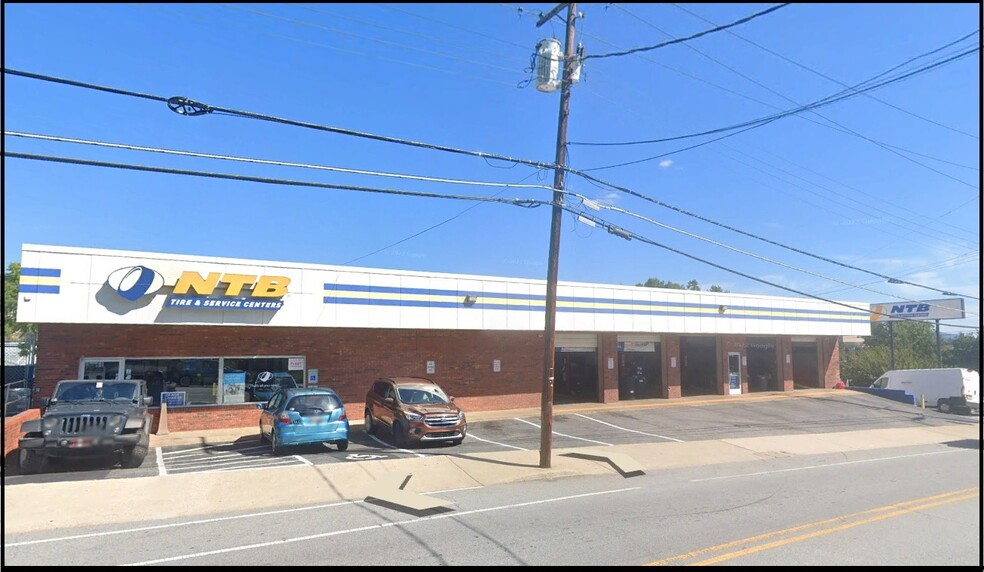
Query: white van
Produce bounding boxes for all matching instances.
[870,368,980,414]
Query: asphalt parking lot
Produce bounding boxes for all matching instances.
[4,391,978,483]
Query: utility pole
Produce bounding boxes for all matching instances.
[537,3,577,469]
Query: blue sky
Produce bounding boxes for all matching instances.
[3,3,980,331]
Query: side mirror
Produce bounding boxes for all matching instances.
[143,396,153,406]
[383,397,395,405]
[449,396,455,402]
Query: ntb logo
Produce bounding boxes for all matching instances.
[167,271,291,311]
[107,266,166,301]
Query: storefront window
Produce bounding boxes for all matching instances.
[223,357,304,405]
[118,356,304,406]
[125,358,219,406]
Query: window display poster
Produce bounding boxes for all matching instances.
[288,357,305,371]
[223,370,247,404]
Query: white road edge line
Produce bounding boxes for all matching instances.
[120,487,641,565]
[690,449,964,482]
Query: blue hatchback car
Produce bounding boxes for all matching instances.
[258,388,350,455]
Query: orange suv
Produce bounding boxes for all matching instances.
[364,377,466,447]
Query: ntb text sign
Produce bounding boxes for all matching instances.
[870,298,965,322]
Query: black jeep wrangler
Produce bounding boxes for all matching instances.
[17,379,154,474]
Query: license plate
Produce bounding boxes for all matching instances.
[310,416,324,423]
[69,437,96,447]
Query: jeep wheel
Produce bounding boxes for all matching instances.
[336,439,349,452]
[18,449,46,475]
[938,399,952,414]
[364,410,377,435]
[120,444,148,469]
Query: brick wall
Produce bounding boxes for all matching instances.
[4,408,40,469]
[37,324,546,428]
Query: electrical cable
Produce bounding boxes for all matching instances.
[4,131,557,192]
[668,4,980,140]
[4,66,975,299]
[3,152,546,208]
[583,4,791,60]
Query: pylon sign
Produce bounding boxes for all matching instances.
[869,298,965,322]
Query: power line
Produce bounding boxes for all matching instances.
[570,169,981,300]
[567,191,979,317]
[3,151,546,208]
[3,131,557,192]
[8,148,974,328]
[583,4,791,61]
[668,4,980,140]
[576,47,980,187]
[555,206,981,329]
[571,45,979,147]
[4,66,973,300]
[607,4,981,177]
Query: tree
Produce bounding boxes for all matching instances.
[636,277,728,292]
[4,262,37,350]
[945,332,980,372]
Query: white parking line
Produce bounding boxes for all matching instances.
[294,454,313,466]
[513,417,613,446]
[368,434,426,458]
[165,457,294,472]
[121,487,641,565]
[164,450,270,465]
[466,433,529,451]
[574,413,684,442]
[161,442,263,456]
[155,447,167,477]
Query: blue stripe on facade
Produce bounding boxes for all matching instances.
[19,284,60,294]
[323,284,869,319]
[20,267,61,277]
[322,296,867,323]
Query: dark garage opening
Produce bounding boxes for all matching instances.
[554,350,598,404]
[618,345,662,400]
[681,336,718,397]
[746,337,778,392]
[792,341,820,389]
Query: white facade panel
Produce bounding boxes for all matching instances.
[17,244,873,337]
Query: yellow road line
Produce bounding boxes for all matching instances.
[646,487,979,566]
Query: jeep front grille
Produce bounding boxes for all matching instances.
[424,413,460,428]
[60,415,110,434]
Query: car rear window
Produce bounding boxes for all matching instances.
[287,394,341,412]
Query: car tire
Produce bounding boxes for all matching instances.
[18,449,46,475]
[364,410,377,435]
[336,439,349,452]
[938,399,952,414]
[393,422,409,448]
[120,442,149,469]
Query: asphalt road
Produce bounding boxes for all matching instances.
[4,438,979,566]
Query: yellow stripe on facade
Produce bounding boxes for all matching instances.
[19,276,60,286]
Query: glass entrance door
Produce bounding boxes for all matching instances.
[728,352,742,395]
[81,359,123,381]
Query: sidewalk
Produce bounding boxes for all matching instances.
[5,390,979,534]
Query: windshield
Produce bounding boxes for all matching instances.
[398,386,450,405]
[54,382,138,402]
